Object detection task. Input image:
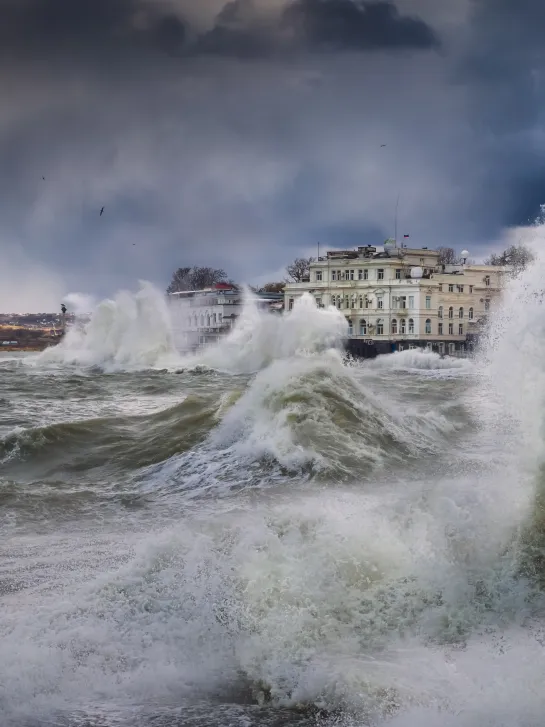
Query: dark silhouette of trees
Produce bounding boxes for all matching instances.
[285,257,315,282]
[485,244,534,274]
[166,266,229,293]
[436,247,458,265]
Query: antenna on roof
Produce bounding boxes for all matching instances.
[394,193,400,244]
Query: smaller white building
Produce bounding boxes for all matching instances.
[168,285,284,352]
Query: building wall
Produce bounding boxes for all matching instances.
[284,248,507,351]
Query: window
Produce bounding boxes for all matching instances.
[363,269,369,280]
[377,269,384,280]
[218,313,222,323]
[438,306,443,319]
[484,299,490,311]
[337,270,342,280]
[200,315,205,326]
[459,307,464,318]
[316,270,322,282]
[360,319,367,335]
[449,343,455,355]
[400,318,406,334]
[376,319,384,335]
[457,285,464,293]
[448,306,454,319]
[448,284,454,293]
[420,257,425,265]
[448,322,453,334]
[426,296,431,309]
[315,298,322,308]
[469,285,473,293]
[408,295,414,309]
[347,319,353,335]
[365,297,371,308]
[358,269,363,280]
[207,315,211,327]
[469,307,474,320]
[438,322,443,335]
[331,295,336,307]
[337,298,342,309]
[332,271,337,281]
[438,284,443,292]
[395,269,401,280]
[425,319,432,334]
[459,323,463,335]
[359,296,364,309]
[288,298,294,311]
[392,319,398,334]
[345,296,350,309]
[485,276,490,287]
[377,298,383,309]
[408,319,415,333]
[349,269,354,281]
[398,296,407,309]
[351,295,357,309]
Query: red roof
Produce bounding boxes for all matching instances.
[214,283,234,290]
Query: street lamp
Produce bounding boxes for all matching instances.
[461,250,469,265]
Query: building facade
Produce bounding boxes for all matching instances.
[168,285,283,352]
[284,243,507,356]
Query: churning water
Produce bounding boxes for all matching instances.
[3,244,545,727]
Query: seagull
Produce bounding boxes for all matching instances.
[380,144,386,147]
[100,207,104,216]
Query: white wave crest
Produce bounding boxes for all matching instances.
[188,292,348,374]
[368,349,474,371]
[32,282,182,371]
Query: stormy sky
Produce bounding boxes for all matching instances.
[0,0,543,309]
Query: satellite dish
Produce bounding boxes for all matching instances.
[410,266,423,279]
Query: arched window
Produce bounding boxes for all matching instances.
[408,318,414,334]
[351,295,357,309]
[391,318,398,334]
[347,318,353,335]
[359,296,364,309]
[400,318,406,334]
[360,319,367,335]
[425,318,432,334]
[345,296,350,309]
[459,307,464,319]
[438,306,443,319]
[376,318,384,335]
[469,307,474,320]
[448,306,454,319]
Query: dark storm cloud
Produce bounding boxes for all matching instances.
[0,0,439,61]
[458,0,545,228]
[1,0,544,309]
[0,0,188,60]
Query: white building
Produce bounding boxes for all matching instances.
[284,242,508,356]
[168,285,284,352]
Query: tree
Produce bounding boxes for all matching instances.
[437,247,458,265]
[484,244,534,274]
[259,282,285,293]
[166,266,228,293]
[285,257,315,282]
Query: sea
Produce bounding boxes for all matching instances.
[2,257,545,727]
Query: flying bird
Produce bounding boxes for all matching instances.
[100,207,104,216]
[42,176,45,180]
[380,144,386,147]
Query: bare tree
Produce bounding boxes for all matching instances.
[485,244,534,274]
[259,282,285,293]
[285,257,315,282]
[166,267,192,294]
[436,247,458,265]
[166,266,229,293]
